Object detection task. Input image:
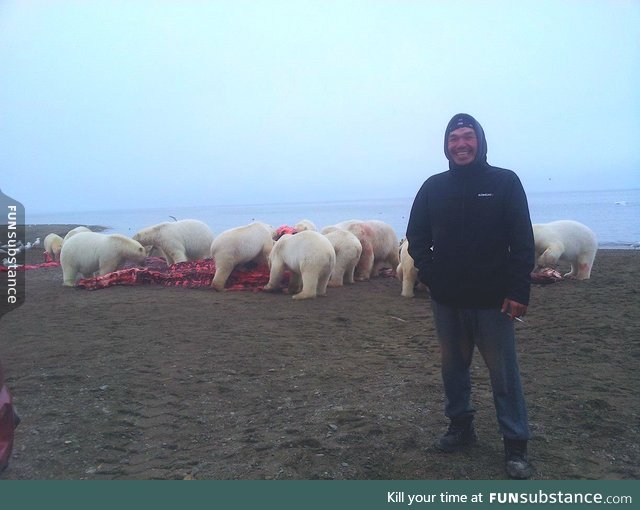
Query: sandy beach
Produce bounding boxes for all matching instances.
[0,225,638,480]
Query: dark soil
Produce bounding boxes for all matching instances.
[1,225,638,479]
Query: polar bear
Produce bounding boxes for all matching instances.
[293,219,317,232]
[133,219,214,265]
[533,220,598,280]
[396,238,428,297]
[322,220,399,281]
[264,230,336,299]
[323,229,362,287]
[60,232,147,286]
[63,226,91,242]
[210,222,276,291]
[43,233,64,262]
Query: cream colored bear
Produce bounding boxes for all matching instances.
[210,222,275,291]
[323,229,362,287]
[133,219,214,265]
[264,230,336,299]
[533,220,598,280]
[63,226,91,242]
[293,219,317,232]
[322,220,398,281]
[396,238,427,297]
[60,232,147,286]
[44,233,64,262]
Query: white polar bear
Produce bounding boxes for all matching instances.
[63,226,91,242]
[210,222,275,291]
[43,233,64,262]
[322,220,399,281]
[264,230,336,299]
[293,219,317,232]
[396,238,428,297]
[323,229,362,287]
[60,232,147,286]
[533,220,598,280]
[133,219,214,265]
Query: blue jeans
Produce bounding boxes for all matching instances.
[431,300,531,440]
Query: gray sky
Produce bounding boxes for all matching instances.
[2,0,639,214]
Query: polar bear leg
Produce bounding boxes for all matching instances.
[355,241,374,281]
[260,242,273,265]
[371,261,384,278]
[98,259,119,276]
[287,271,302,294]
[540,245,561,268]
[564,263,578,279]
[574,251,596,280]
[151,246,169,262]
[328,260,346,287]
[211,259,235,291]
[316,267,331,297]
[170,252,188,264]
[401,271,416,298]
[344,259,357,284]
[293,268,319,299]
[161,241,187,265]
[575,262,592,280]
[264,259,286,292]
[62,263,78,287]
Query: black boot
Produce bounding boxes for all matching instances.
[504,438,533,479]
[434,416,478,452]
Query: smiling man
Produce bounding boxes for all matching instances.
[447,125,477,166]
[406,113,536,479]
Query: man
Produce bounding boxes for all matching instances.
[406,113,535,479]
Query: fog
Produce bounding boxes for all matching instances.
[1,0,638,214]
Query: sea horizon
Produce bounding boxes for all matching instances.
[22,188,640,249]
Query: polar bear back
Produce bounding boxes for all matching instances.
[210,222,274,264]
[63,226,91,242]
[60,232,146,281]
[61,232,102,275]
[272,230,336,271]
[324,229,362,258]
[533,220,597,261]
[133,219,214,261]
[159,220,214,259]
[334,219,399,265]
[294,219,317,232]
[364,220,399,261]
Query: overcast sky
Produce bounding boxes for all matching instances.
[1,0,639,214]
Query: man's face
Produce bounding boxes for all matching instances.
[447,127,477,166]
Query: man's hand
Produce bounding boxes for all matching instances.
[501,298,527,321]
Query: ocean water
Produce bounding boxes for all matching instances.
[26,188,640,248]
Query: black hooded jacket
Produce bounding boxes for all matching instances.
[406,114,535,308]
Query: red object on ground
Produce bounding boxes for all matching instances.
[531,267,564,284]
[76,258,288,291]
[0,252,60,272]
[0,363,18,473]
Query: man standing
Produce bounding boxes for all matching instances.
[406,113,535,479]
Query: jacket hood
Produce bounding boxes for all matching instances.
[444,113,488,169]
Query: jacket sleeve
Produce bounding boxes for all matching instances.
[505,174,535,305]
[406,182,433,286]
